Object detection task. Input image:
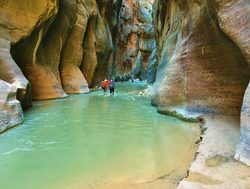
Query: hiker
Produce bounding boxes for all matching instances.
[101,79,109,95]
[107,78,111,86]
[131,76,134,82]
[109,80,116,96]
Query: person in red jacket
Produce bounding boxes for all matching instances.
[101,79,109,95]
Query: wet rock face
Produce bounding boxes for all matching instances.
[153,0,250,165]
[115,0,156,81]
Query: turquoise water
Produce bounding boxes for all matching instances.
[0,82,199,189]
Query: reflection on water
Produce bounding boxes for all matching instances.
[0,82,199,189]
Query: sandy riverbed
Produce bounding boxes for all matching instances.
[178,115,250,189]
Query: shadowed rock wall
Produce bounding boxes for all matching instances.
[153,0,250,165]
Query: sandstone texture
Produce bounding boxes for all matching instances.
[0,0,120,132]
[11,0,118,97]
[217,1,250,165]
[0,80,23,133]
[152,0,250,166]
[115,0,156,81]
[0,0,58,132]
[152,0,250,115]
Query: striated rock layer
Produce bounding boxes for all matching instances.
[152,0,250,165]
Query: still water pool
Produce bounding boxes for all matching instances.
[0,82,199,189]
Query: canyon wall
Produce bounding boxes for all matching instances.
[114,0,156,81]
[0,0,58,132]
[0,0,119,132]
[1,0,249,166]
[152,0,250,164]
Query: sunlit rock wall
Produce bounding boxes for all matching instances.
[115,0,156,81]
[153,0,250,164]
[0,0,58,132]
[12,0,119,97]
[0,0,120,132]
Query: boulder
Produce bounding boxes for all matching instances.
[0,80,23,133]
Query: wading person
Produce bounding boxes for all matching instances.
[109,80,116,96]
[101,79,108,95]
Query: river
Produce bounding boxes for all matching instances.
[0,82,200,189]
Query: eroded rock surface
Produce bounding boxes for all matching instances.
[0,0,121,132]
[216,0,250,166]
[0,38,31,108]
[115,0,156,81]
[0,0,58,131]
[152,0,250,172]
[152,0,250,115]
[0,80,23,133]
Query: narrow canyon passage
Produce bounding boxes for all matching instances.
[0,82,200,189]
[0,0,250,188]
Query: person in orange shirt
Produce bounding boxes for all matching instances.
[101,79,109,95]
